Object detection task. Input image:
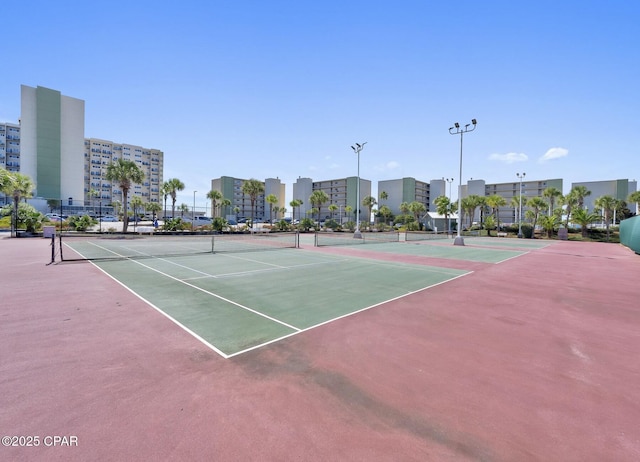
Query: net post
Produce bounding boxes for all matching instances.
[49,234,56,264]
[59,234,64,261]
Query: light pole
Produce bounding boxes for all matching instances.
[516,173,525,238]
[351,142,367,239]
[445,177,454,234]
[449,119,477,246]
[192,190,197,232]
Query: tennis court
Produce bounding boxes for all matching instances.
[4,234,639,461]
[315,236,538,264]
[58,233,469,357]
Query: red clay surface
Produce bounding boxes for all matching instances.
[1,235,639,461]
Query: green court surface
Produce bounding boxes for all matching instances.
[338,240,530,263]
[459,237,555,249]
[92,249,468,358]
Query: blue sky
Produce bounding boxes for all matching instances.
[1,0,638,210]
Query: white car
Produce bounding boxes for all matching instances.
[192,216,212,225]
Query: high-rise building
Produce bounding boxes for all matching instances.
[484,178,563,225]
[0,122,21,204]
[85,138,163,209]
[571,179,637,213]
[211,176,285,221]
[377,177,429,216]
[20,85,85,204]
[17,85,163,213]
[305,176,371,223]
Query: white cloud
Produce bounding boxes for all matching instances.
[539,147,568,163]
[374,160,400,172]
[488,152,528,164]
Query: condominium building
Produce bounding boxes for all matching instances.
[0,122,21,204]
[20,85,85,204]
[571,179,637,213]
[296,176,371,223]
[210,176,285,221]
[0,122,20,173]
[484,178,563,225]
[85,138,163,209]
[377,177,429,216]
[16,85,164,213]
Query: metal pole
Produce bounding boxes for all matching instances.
[456,133,464,245]
[192,190,197,232]
[449,120,476,246]
[351,142,367,239]
[446,178,453,234]
[517,172,525,238]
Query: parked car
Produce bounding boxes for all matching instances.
[100,215,118,222]
[45,213,63,222]
[192,216,212,225]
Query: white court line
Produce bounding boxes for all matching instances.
[67,241,471,359]
[61,243,231,358]
[494,251,530,264]
[67,242,302,335]
[227,271,473,358]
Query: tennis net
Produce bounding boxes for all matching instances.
[404,231,450,241]
[56,231,299,262]
[314,231,399,247]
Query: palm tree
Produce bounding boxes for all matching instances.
[379,191,388,203]
[561,189,579,228]
[461,195,484,229]
[179,203,189,218]
[289,199,303,223]
[0,168,12,194]
[399,201,410,216]
[362,195,377,229]
[1,171,34,235]
[571,185,591,208]
[145,201,162,223]
[241,179,265,226]
[433,195,452,234]
[542,187,563,216]
[309,190,329,225]
[111,200,122,219]
[525,197,547,238]
[105,159,144,233]
[538,214,560,238]
[408,201,426,230]
[164,178,185,220]
[130,196,144,226]
[220,198,232,219]
[572,208,600,238]
[207,189,223,218]
[265,194,278,224]
[378,205,392,226]
[628,191,640,215]
[485,194,507,233]
[594,195,619,241]
[161,181,172,219]
[344,205,353,222]
[510,194,527,227]
[328,204,338,220]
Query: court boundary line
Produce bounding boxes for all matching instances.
[66,242,302,334]
[86,260,231,358]
[226,271,472,358]
[67,243,472,359]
